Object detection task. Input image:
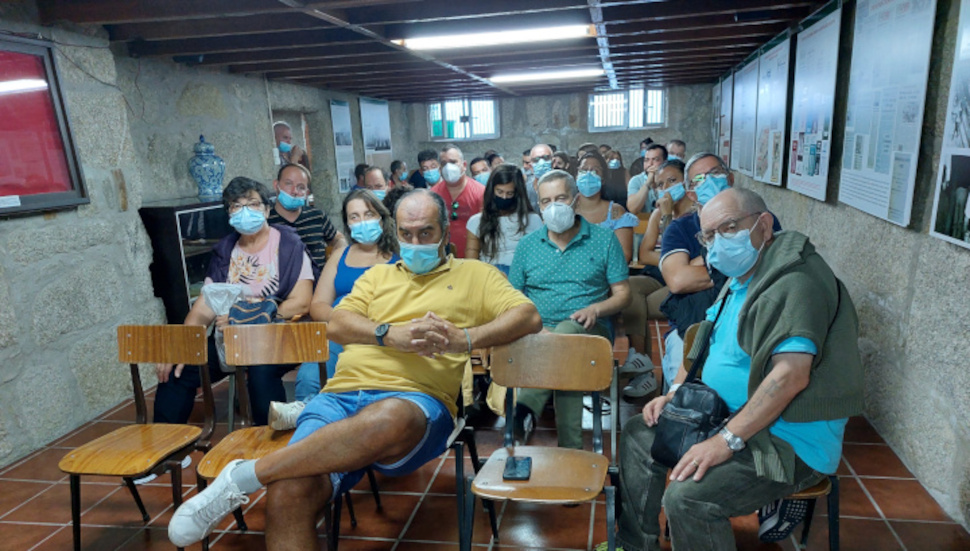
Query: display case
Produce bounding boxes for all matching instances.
[139,199,233,323]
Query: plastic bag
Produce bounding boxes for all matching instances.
[201,283,247,372]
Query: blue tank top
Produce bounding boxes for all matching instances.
[332,246,399,307]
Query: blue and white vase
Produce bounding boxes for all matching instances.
[188,135,226,202]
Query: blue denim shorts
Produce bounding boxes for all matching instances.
[288,389,454,498]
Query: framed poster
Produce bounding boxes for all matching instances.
[755,34,792,186]
[838,0,936,226]
[329,100,355,193]
[718,72,734,166]
[359,98,392,170]
[931,0,970,248]
[731,55,759,177]
[787,3,842,201]
[0,34,87,216]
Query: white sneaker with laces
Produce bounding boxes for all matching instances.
[620,349,654,375]
[168,459,250,546]
[268,400,305,431]
[623,372,658,398]
[133,455,192,485]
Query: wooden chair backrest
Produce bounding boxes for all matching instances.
[635,216,651,236]
[490,333,613,392]
[682,323,700,371]
[117,325,208,365]
[224,322,328,366]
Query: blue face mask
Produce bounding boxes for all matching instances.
[350,218,383,244]
[706,227,763,278]
[659,182,686,202]
[532,158,552,180]
[474,172,491,185]
[278,142,293,153]
[229,206,266,235]
[607,159,621,169]
[423,168,441,185]
[576,171,603,197]
[668,154,682,162]
[276,188,305,210]
[694,173,730,205]
[370,189,387,200]
[399,239,443,275]
[640,149,647,158]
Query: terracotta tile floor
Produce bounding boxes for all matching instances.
[2,321,969,550]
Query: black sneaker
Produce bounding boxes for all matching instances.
[512,404,535,445]
[758,498,810,542]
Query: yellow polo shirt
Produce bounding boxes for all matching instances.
[326,256,532,417]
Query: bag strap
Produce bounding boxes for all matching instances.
[684,287,731,383]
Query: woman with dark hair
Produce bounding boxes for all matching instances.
[269,189,400,429]
[552,151,576,178]
[465,164,542,274]
[575,152,638,263]
[153,177,314,427]
[604,149,629,203]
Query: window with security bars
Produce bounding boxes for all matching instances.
[588,88,666,132]
[428,99,500,140]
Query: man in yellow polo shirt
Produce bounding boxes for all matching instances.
[169,189,541,548]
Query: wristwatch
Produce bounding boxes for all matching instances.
[375,323,390,346]
[719,427,746,452]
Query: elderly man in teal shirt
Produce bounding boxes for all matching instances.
[509,169,631,449]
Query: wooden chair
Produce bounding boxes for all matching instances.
[58,325,215,551]
[458,333,618,551]
[679,323,840,550]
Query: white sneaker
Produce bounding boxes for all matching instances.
[168,459,250,546]
[133,455,191,485]
[620,349,654,375]
[268,400,305,431]
[623,372,658,398]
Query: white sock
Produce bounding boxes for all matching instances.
[229,460,262,494]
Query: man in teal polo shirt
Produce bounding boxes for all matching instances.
[509,169,631,449]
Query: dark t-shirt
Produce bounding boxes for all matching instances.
[267,205,337,272]
[408,170,428,189]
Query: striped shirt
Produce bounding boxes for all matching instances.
[268,205,337,270]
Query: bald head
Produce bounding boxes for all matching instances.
[395,188,448,242]
[700,188,773,246]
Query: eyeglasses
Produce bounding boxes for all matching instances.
[690,167,729,186]
[280,181,309,194]
[532,155,552,163]
[228,200,263,214]
[696,212,762,248]
[451,200,460,220]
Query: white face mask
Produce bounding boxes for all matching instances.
[542,199,576,233]
[441,162,463,184]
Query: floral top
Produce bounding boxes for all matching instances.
[207,227,313,298]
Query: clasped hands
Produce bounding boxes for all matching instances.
[387,311,467,357]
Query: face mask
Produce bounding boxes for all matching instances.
[607,159,621,169]
[278,142,292,153]
[542,200,576,233]
[370,189,387,200]
[474,172,491,185]
[399,239,443,274]
[576,171,603,197]
[350,218,383,244]
[706,226,764,278]
[276,188,305,210]
[229,206,266,235]
[694,173,730,205]
[423,168,441,185]
[441,162,463,184]
[659,182,686,202]
[532,158,552,180]
[493,195,516,211]
[640,149,647,158]
[668,154,682,162]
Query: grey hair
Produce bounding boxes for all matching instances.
[272,121,291,130]
[530,143,553,157]
[730,187,768,216]
[394,188,448,234]
[440,143,464,162]
[537,169,578,197]
[684,152,728,186]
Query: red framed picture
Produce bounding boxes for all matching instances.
[0,34,87,216]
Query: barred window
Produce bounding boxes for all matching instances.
[428,99,499,140]
[588,88,666,131]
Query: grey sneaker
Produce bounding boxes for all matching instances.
[622,372,658,398]
[168,459,250,546]
[268,400,305,431]
[620,348,654,375]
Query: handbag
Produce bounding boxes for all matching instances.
[651,289,733,469]
[228,297,280,325]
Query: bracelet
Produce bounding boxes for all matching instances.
[463,328,473,354]
[668,383,682,395]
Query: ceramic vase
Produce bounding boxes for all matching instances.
[188,135,226,202]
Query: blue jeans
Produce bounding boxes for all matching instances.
[661,330,683,389]
[289,389,453,497]
[293,341,343,402]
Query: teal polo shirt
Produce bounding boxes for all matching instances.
[509,216,629,327]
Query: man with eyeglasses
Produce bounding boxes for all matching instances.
[607,186,862,551]
[268,163,346,276]
[526,143,555,212]
[429,144,484,258]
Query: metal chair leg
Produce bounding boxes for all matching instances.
[800,497,819,547]
[70,474,81,551]
[605,485,617,551]
[345,491,357,528]
[227,372,236,432]
[459,475,477,551]
[828,476,840,551]
[331,494,343,549]
[365,467,382,510]
[233,508,248,531]
[122,477,151,522]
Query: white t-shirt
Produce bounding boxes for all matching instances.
[466,212,543,266]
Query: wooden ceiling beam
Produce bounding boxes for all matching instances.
[39,0,293,25]
[128,27,371,57]
[232,54,425,74]
[193,43,396,66]
[601,0,819,23]
[106,13,334,42]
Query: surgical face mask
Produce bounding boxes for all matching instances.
[370,189,387,200]
[576,171,603,197]
[532,158,552,180]
[493,195,516,211]
[423,168,441,185]
[542,199,576,233]
[229,206,266,235]
[278,141,293,153]
[399,239,443,275]
[607,159,621,169]
[441,162,463,184]
[658,182,686,202]
[350,218,383,244]
[668,154,683,162]
[694,173,730,205]
[706,226,763,278]
[640,149,647,158]
[474,172,491,185]
[276,188,305,210]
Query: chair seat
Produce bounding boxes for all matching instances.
[197,427,294,480]
[471,446,609,503]
[790,476,832,499]
[59,424,202,477]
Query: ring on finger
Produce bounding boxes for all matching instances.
[691,459,699,467]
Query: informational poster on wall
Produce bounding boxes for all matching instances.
[712,81,721,154]
[329,100,355,193]
[359,98,393,170]
[718,72,733,166]
[931,0,970,249]
[838,0,936,227]
[731,57,759,176]
[755,35,791,186]
[787,5,841,201]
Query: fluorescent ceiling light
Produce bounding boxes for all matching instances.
[0,79,48,95]
[397,25,593,50]
[489,68,605,84]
